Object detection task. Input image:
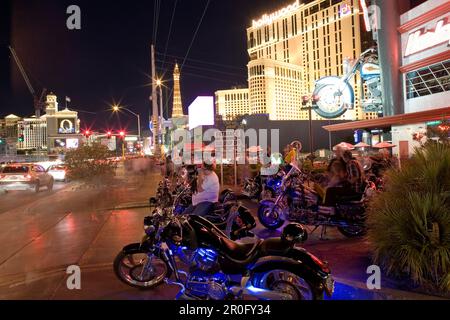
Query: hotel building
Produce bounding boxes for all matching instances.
[0,94,83,154]
[216,0,378,121]
[247,0,378,121]
[215,88,250,121]
[324,0,449,159]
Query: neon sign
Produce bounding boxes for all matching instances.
[252,0,301,28]
[359,0,371,32]
[340,3,352,17]
[405,17,450,57]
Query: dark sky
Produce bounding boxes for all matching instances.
[0,0,294,133]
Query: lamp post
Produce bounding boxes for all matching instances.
[112,105,141,142]
[301,95,320,157]
[156,79,164,147]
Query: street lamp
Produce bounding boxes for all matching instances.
[156,78,165,146]
[301,95,320,157]
[112,105,141,142]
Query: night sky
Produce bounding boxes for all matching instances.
[0,0,296,134]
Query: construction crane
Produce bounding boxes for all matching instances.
[8,46,47,117]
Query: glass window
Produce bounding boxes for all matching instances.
[2,166,29,173]
[406,60,450,100]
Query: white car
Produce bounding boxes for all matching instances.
[47,164,69,182]
[0,164,54,193]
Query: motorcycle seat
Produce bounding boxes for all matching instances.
[220,237,264,261]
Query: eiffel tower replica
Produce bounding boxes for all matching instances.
[172,63,185,119]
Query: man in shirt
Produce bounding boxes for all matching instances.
[183,162,220,216]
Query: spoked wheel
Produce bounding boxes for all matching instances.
[337,225,367,238]
[252,270,316,300]
[113,251,169,289]
[257,202,284,230]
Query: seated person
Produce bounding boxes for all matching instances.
[183,162,220,216]
[314,158,348,205]
[319,151,365,206]
[342,150,365,195]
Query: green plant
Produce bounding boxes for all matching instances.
[64,142,116,183]
[368,142,450,292]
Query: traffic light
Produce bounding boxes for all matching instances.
[18,134,24,142]
[83,130,92,138]
[0,138,5,145]
[119,131,126,139]
[106,131,112,139]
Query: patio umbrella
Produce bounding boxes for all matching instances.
[333,142,355,151]
[354,142,370,148]
[373,142,396,149]
[247,146,263,153]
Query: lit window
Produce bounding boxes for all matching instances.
[406,60,450,99]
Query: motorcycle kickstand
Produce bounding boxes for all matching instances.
[320,226,330,241]
[309,225,320,236]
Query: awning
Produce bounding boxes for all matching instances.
[323,106,450,132]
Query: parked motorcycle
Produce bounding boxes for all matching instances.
[242,169,286,200]
[150,178,255,241]
[113,209,335,300]
[258,165,375,238]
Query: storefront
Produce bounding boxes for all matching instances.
[324,0,450,159]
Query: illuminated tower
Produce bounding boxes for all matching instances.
[172,63,184,118]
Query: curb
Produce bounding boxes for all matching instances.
[111,202,150,210]
[332,276,447,300]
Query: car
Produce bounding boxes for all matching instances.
[0,163,54,193]
[47,164,69,182]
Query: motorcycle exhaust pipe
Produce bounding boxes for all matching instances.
[229,286,294,300]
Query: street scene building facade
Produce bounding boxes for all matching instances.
[215,88,250,121]
[324,0,450,158]
[216,0,379,121]
[0,93,82,156]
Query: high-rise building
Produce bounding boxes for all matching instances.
[248,59,303,120]
[215,88,250,121]
[246,0,378,121]
[171,63,184,118]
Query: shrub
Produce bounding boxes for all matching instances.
[64,142,117,184]
[367,142,450,293]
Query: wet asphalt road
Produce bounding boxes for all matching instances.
[0,166,439,300]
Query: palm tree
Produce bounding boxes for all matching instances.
[367,141,450,293]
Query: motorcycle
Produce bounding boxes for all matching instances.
[258,165,375,238]
[242,169,287,200]
[151,177,256,241]
[113,209,335,300]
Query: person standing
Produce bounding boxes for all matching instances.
[165,155,174,179]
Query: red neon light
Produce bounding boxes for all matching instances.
[359,0,371,32]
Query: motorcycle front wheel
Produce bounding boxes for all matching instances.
[113,249,170,289]
[257,202,285,230]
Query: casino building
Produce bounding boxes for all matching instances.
[215,88,250,121]
[216,0,378,121]
[0,93,83,155]
[324,0,449,159]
